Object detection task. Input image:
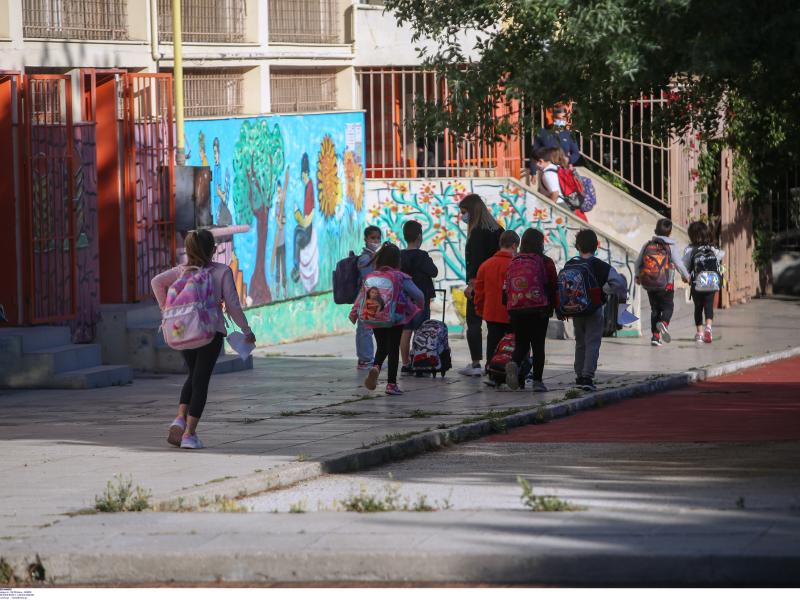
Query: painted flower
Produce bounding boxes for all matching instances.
[403,205,413,214]
[555,217,563,225]
[430,206,444,218]
[532,207,549,221]
[369,206,382,219]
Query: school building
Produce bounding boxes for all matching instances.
[0,0,761,388]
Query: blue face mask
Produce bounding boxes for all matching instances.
[461,212,470,224]
[554,119,567,128]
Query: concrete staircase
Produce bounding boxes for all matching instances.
[98,303,252,375]
[0,326,133,389]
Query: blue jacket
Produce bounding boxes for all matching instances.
[531,128,580,169]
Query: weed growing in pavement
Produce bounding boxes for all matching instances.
[336,483,451,513]
[289,501,306,514]
[363,428,432,448]
[331,410,362,418]
[0,558,16,585]
[155,497,189,512]
[405,409,448,419]
[206,476,235,485]
[534,407,547,424]
[459,408,522,426]
[517,476,581,512]
[296,453,308,462]
[198,495,248,513]
[94,475,151,513]
[563,389,583,400]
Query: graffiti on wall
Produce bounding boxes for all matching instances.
[366,179,638,310]
[185,113,366,309]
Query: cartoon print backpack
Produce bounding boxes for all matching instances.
[691,245,721,292]
[556,258,605,318]
[638,238,672,290]
[332,251,361,304]
[161,266,219,350]
[578,176,597,212]
[505,254,549,312]
[357,269,419,328]
[557,166,585,211]
[410,319,452,377]
[486,333,532,386]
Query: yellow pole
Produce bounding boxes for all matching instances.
[172,0,185,166]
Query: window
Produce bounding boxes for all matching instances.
[182,69,246,118]
[268,0,341,44]
[158,0,247,44]
[22,0,128,40]
[270,70,337,114]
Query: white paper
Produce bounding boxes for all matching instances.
[227,331,255,360]
[617,303,639,326]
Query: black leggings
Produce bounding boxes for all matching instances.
[693,290,715,326]
[466,298,483,362]
[510,312,550,382]
[373,325,404,384]
[180,332,224,419]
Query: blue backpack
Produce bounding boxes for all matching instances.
[556,259,605,317]
[579,176,597,212]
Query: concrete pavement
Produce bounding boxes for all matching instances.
[1,296,800,584]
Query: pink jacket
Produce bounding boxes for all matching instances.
[151,262,251,336]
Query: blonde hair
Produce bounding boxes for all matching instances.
[185,229,216,268]
[459,194,500,236]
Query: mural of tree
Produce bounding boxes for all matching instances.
[232,120,285,305]
[317,135,341,218]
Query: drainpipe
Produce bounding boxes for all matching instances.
[150,0,162,63]
[172,0,186,166]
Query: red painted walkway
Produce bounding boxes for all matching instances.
[483,356,800,444]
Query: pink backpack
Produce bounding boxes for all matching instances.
[505,254,549,312]
[161,266,219,350]
[356,269,420,328]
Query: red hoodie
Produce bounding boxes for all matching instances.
[473,250,514,323]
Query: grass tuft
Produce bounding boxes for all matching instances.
[517,475,581,512]
[94,475,151,513]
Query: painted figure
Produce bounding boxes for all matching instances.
[291,153,319,292]
[213,138,233,227]
[271,167,290,298]
[361,287,385,321]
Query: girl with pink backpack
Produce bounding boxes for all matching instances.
[350,243,424,395]
[151,230,255,449]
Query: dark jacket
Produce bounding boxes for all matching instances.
[465,226,503,282]
[401,248,438,302]
[531,127,580,168]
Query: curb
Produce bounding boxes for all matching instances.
[158,345,800,507]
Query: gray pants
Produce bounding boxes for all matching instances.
[572,308,605,380]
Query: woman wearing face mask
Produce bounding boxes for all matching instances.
[458,194,504,377]
[531,104,580,173]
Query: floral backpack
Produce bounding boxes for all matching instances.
[355,269,420,328]
[161,266,219,350]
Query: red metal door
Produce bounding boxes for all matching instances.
[122,73,175,302]
[22,74,77,323]
[0,72,23,325]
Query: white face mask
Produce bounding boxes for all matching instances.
[461,212,470,224]
[367,241,381,252]
[554,118,567,128]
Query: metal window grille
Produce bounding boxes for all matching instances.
[22,0,128,40]
[270,71,337,114]
[268,0,341,44]
[158,0,247,43]
[182,69,246,118]
[356,67,503,179]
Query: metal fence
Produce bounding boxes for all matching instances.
[183,69,245,117]
[268,0,341,44]
[270,70,337,114]
[158,0,247,43]
[22,0,128,40]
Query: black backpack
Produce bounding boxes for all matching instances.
[332,251,361,304]
[691,246,720,278]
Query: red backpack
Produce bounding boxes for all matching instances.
[556,166,585,210]
[505,254,549,312]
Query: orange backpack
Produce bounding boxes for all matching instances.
[638,239,671,290]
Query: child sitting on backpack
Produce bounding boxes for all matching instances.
[682,221,725,344]
[400,220,439,374]
[151,230,255,450]
[354,226,382,370]
[558,229,628,392]
[473,230,520,373]
[634,218,690,346]
[350,243,424,396]
[503,228,558,392]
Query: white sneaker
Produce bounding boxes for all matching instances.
[695,333,704,343]
[458,364,483,377]
[657,321,671,343]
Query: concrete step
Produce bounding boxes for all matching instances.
[49,364,133,389]
[137,346,252,375]
[213,354,253,374]
[26,343,103,375]
[0,326,72,352]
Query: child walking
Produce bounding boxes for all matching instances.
[473,230,520,370]
[151,230,255,449]
[351,243,424,395]
[634,218,690,346]
[355,226,382,370]
[504,228,558,392]
[558,229,628,392]
[400,220,439,374]
[683,221,725,344]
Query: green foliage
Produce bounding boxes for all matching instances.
[337,483,451,513]
[232,120,286,224]
[94,475,151,513]
[517,476,580,512]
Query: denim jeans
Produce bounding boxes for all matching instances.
[356,320,374,363]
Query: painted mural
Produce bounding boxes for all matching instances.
[365,178,640,333]
[183,112,366,344]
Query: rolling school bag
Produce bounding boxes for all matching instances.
[409,289,451,377]
[486,333,532,387]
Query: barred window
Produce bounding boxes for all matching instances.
[22,0,128,40]
[268,0,341,44]
[270,70,337,114]
[183,69,246,118]
[158,0,247,44]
